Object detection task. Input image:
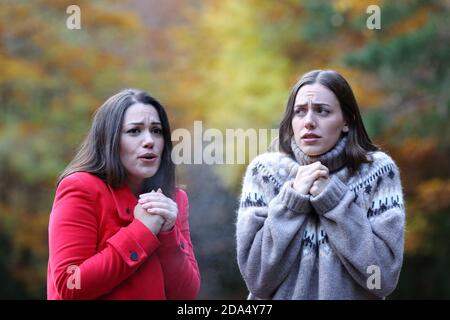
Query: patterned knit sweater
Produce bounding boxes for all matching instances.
[236,136,405,300]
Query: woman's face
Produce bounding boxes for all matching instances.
[291,83,347,156]
[120,103,164,191]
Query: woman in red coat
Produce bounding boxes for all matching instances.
[47,89,200,299]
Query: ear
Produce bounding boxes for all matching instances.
[342,124,349,133]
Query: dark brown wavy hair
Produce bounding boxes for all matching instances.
[279,69,378,172]
[58,89,175,199]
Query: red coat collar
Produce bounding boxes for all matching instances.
[108,183,138,223]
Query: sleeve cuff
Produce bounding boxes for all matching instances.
[107,219,160,267]
[157,226,180,251]
[158,225,192,257]
[277,180,312,214]
[311,175,348,214]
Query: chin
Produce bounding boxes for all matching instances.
[300,146,322,157]
[134,169,156,180]
[145,171,158,179]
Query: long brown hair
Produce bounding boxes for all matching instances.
[58,89,175,198]
[279,69,378,172]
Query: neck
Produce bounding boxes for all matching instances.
[127,178,143,196]
[290,135,348,173]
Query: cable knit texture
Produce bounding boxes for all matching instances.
[290,135,348,173]
[236,136,405,300]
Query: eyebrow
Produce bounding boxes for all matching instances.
[294,102,332,107]
[126,121,162,126]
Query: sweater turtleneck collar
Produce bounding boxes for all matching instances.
[290,135,348,173]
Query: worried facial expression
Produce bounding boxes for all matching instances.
[120,103,164,192]
[291,83,348,156]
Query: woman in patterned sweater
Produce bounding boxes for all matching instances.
[236,69,405,300]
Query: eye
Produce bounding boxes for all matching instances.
[126,128,140,134]
[294,107,307,116]
[316,106,330,115]
[151,127,163,135]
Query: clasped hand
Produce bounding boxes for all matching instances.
[292,161,330,197]
[133,188,178,235]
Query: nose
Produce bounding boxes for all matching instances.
[142,130,154,149]
[304,110,316,129]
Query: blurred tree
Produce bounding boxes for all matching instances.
[178,164,247,299]
[339,0,450,298]
[0,0,155,298]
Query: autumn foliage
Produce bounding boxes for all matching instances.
[0,0,449,298]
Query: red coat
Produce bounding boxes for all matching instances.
[47,172,200,299]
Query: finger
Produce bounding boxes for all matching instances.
[311,162,329,173]
[138,193,172,204]
[139,190,156,198]
[314,176,328,184]
[147,200,177,212]
[139,188,165,196]
[143,200,177,214]
[141,199,176,212]
[146,208,174,221]
[311,180,320,187]
[299,162,326,177]
[320,166,329,175]
[144,191,169,200]
[307,170,328,183]
[141,201,172,210]
[147,207,171,215]
[308,161,323,170]
[133,204,146,215]
[308,161,328,171]
[315,169,329,178]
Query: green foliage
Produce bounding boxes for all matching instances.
[362,110,388,138]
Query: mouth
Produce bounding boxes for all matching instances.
[301,133,321,139]
[301,133,321,144]
[138,153,158,163]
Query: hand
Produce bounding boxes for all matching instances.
[133,203,164,235]
[309,176,330,197]
[292,161,329,194]
[138,188,178,232]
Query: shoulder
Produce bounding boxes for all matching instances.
[369,150,398,167]
[242,152,297,196]
[246,151,297,178]
[358,150,400,177]
[56,172,107,200]
[59,171,105,186]
[349,150,402,194]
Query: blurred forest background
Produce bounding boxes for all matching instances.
[0,0,449,299]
